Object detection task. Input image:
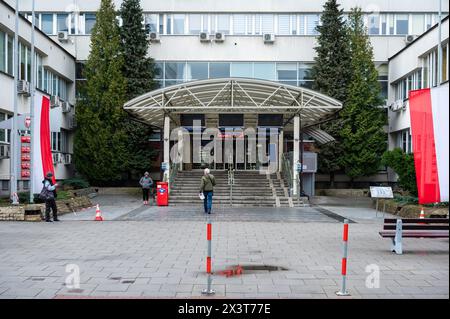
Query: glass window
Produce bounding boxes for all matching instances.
[255,15,262,35]
[173,14,185,34]
[7,34,13,75]
[165,62,185,80]
[277,63,297,82]
[291,15,297,35]
[231,62,252,78]
[159,14,164,34]
[278,15,290,35]
[189,14,201,34]
[209,62,230,78]
[37,54,43,89]
[368,14,380,35]
[442,44,448,83]
[298,63,313,80]
[0,31,5,73]
[20,43,26,80]
[166,15,172,34]
[261,14,274,34]
[389,14,395,35]
[247,15,253,35]
[85,13,96,34]
[233,14,246,35]
[306,14,320,35]
[381,14,388,35]
[396,14,409,35]
[186,62,208,80]
[145,14,158,33]
[254,63,276,80]
[57,14,69,32]
[42,14,54,34]
[411,15,424,35]
[27,47,31,82]
[70,14,76,34]
[298,15,305,35]
[217,15,230,34]
[425,14,433,30]
[154,62,164,79]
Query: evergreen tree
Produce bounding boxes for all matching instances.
[120,0,157,178]
[74,0,128,184]
[339,8,387,184]
[311,0,352,187]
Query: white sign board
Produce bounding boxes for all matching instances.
[370,186,394,198]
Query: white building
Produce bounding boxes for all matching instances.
[0,0,76,197]
[1,0,448,197]
[387,15,449,182]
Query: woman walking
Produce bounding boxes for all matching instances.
[139,172,153,205]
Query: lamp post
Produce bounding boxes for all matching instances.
[437,0,443,85]
[10,0,19,203]
[29,0,36,203]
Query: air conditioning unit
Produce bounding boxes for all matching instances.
[52,152,63,164]
[17,80,31,96]
[50,95,60,108]
[402,100,408,110]
[405,35,417,44]
[263,33,275,44]
[0,145,10,159]
[57,31,69,42]
[69,116,77,129]
[61,101,72,113]
[199,32,211,42]
[214,32,225,43]
[147,32,160,43]
[64,154,72,165]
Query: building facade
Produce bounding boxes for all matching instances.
[1,0,448,196]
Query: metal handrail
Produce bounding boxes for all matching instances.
[168,162,180,189]
[282,153,293,196]
[227,165,235,206]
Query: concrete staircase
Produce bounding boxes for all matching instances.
[169,170,307,207]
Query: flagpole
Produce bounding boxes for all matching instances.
[437,0,442,86]
[29,0,36,203]
[10,0,19,203]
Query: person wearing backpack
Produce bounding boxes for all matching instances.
[40,172,59,222]
[199,168,216,214]
[139,172,153,205]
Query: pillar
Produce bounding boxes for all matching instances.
[178,129,183,171]
[278,130,284,172]
[293,115,300,196]
[163,115,170,181]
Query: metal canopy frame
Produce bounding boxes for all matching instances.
[124,78,342,128]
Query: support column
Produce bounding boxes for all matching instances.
[293,115,300,196]
[178,129,183,171]
[163,115,170,181]
[278,130,284,172]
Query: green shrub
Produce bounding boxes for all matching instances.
[61,178,90,190]
[382,148,417,196]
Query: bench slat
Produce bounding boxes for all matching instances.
[379,231,449,238]
[383,218,449,224]
[383,225,449,231]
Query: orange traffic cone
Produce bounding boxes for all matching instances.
[419,208,425,219]
[94,204,104,221]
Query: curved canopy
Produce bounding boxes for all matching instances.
[124,78,342,128]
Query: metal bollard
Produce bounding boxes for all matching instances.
[336,219,350,296]
[202,218,215,295]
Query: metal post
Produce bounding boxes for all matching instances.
[10,0,20,204]
[29,0,36,203]
[375,199,379,218]
[437,0,443,85]
[202,218,215,295]
[336,219,350,296]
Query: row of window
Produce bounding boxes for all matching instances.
[51,130,69,153]
[1,29,69,101]
[1,180,30,191]
[394,42,449,101]
[23,12,446,37]
[152,61,388,99]
[397,129,412,154]
[0,112,12,144]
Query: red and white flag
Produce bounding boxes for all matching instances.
[409,83,449,204]
[31,93,55,194]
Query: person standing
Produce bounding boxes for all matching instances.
[139,172,153,205]
[199,168,216,214]
[41,172,59,222]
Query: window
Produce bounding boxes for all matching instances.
[37,54,43,89]
[189,14,201,34]
[145,14,158,33]
[298,63,314,88]
[425,14,434,30]
[377,64,388,100]
[399,129,412,153]
[442,43,448,83]
[231,62,252,78]
[278,15,290,35]
[217,15,230,34]
[166,15,172,34]
[173,14,185,34]
[423,55,429,88]
[19,43,26,81]
[42,14,54,34]
[261,14,274,34]
[0,112,12,144]
[395,14,409,35]
[233,14,246,35]
[84,13,96,34]
[57,14,69,32]
[186,62,208,81]
[22,180,29,190]
[411,15,424,35]
[254,63,276,81]
[368,14,380,35]
[255,15,262,35]
[209,62,230,78]
[381,14,388,35]
[277,63,297,86]
[165,62,185,80]
[298,15,305,35]
[0,31,5,73]
[51,131,61,152]
[7,34,13,76]
[2,180,9,191]
[70,13,76,34]
[306,14,320,35]
[389,14,395,35]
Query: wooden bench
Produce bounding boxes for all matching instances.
[379,218,449,254]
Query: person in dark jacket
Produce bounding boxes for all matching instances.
[139,172,154,205]
[42,172,59,222]
[199,168,216,214]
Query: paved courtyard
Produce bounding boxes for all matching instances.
[0,195,448,299]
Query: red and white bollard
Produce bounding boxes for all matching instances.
[202,218,215,295]
[336,219,350,296]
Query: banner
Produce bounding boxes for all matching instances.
[31,93,55,194]
[409,84,449,204]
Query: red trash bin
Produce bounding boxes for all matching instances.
[156,182,169,206]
